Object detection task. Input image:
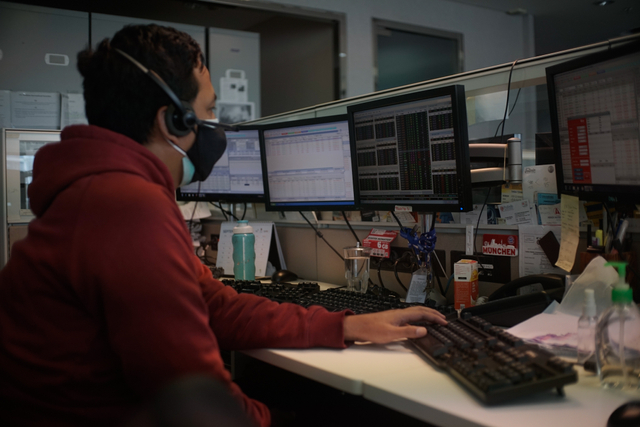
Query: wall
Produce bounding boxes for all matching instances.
[214,0,535,98]
[249,15,336,117]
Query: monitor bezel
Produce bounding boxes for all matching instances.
[258,114,359,212]
[175,124,267,204]
[546,40,640,205]
[346,85,472,212]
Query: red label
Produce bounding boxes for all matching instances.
[482,234,518,257]
[568,118,592,183]
[363,228,398,258]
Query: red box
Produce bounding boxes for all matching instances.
[454,259,479,310]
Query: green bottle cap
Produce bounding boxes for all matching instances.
[612,286,633,304]
[606,261,632,304]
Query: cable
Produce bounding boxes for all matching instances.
[603,202,616,236]
[342,211,361,245]
[493,59,520,139]
[493,87,522,138]
[210,202,239,221]
[473,187,492,255]
[211,201,228,221]
[186,181,202,232]
[390,211,404,229]
[444,273,454,296]
[188,200,198,231]
[241,203,247,220]
[431,250,446,295]
[376,257,386,289]
[299,211,344,261]
[393,252,409,292]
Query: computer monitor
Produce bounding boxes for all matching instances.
[347,85,472,212]
[1,129,61,223]
[259,115,357,211]
[546,41,640,204]
[176,125,265,203]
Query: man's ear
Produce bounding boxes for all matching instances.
[155,106,173,141]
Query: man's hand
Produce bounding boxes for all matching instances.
[343,306,448,344]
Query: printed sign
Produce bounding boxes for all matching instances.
[482,234,518,257]
[362,228,398,258]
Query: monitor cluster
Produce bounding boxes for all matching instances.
[177,84,474,213]
[178,40,640,210]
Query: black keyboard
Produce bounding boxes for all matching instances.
[221,279,320,303]
[294,287,455,316]
[409,315,577,405]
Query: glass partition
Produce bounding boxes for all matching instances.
[246,34,640,169]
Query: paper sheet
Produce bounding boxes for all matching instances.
[519,225,567,277]
[507,311,578,358]
[536,193,561,225]
[179,202,212,220]
[60,93,88,128]
[497,200,534,225]
[538,204,561,226]
[0,90,11,128]
[11,91,60,129]
[522,165,557,206]
[555,194,580,272]
[501,183,523,203]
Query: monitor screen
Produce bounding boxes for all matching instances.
[347,85,472,212]
[176,126,265,203]
[260,115,357,211]
[546,41,640,204]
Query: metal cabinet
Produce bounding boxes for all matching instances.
[0,1,87,94]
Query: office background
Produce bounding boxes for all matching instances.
[0,0,638,298]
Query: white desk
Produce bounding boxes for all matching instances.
[243,341,638,427]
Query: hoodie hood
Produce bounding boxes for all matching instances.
[29,125,175,218]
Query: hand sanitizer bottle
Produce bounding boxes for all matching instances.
[595,261,640,389]
[577,289,597,365]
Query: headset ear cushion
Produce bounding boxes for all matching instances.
[165,103,192,137]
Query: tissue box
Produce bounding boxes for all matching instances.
[454,259,479,309]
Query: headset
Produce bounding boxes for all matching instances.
[114,48,236,136]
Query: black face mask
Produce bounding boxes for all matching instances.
[186,121,228,183]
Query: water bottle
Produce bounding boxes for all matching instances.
[232,220,255,281]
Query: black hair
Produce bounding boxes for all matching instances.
[77,24,205,144]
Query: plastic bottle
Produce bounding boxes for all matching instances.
[595,261,640,389]
[577,289,597,365]
[232,220,255,281]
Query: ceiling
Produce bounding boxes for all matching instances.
[448,0,639,55]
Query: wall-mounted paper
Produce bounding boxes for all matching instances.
[60,93,88,128]
[522,164,557,206]
[11,92,60,129]
[555,194,580,272]
[519,225,566,277]
[0,90,11,128]
[497,200,534,225]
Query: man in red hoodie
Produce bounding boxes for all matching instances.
[0,24,446,427]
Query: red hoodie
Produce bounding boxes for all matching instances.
[0,125,349,427]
